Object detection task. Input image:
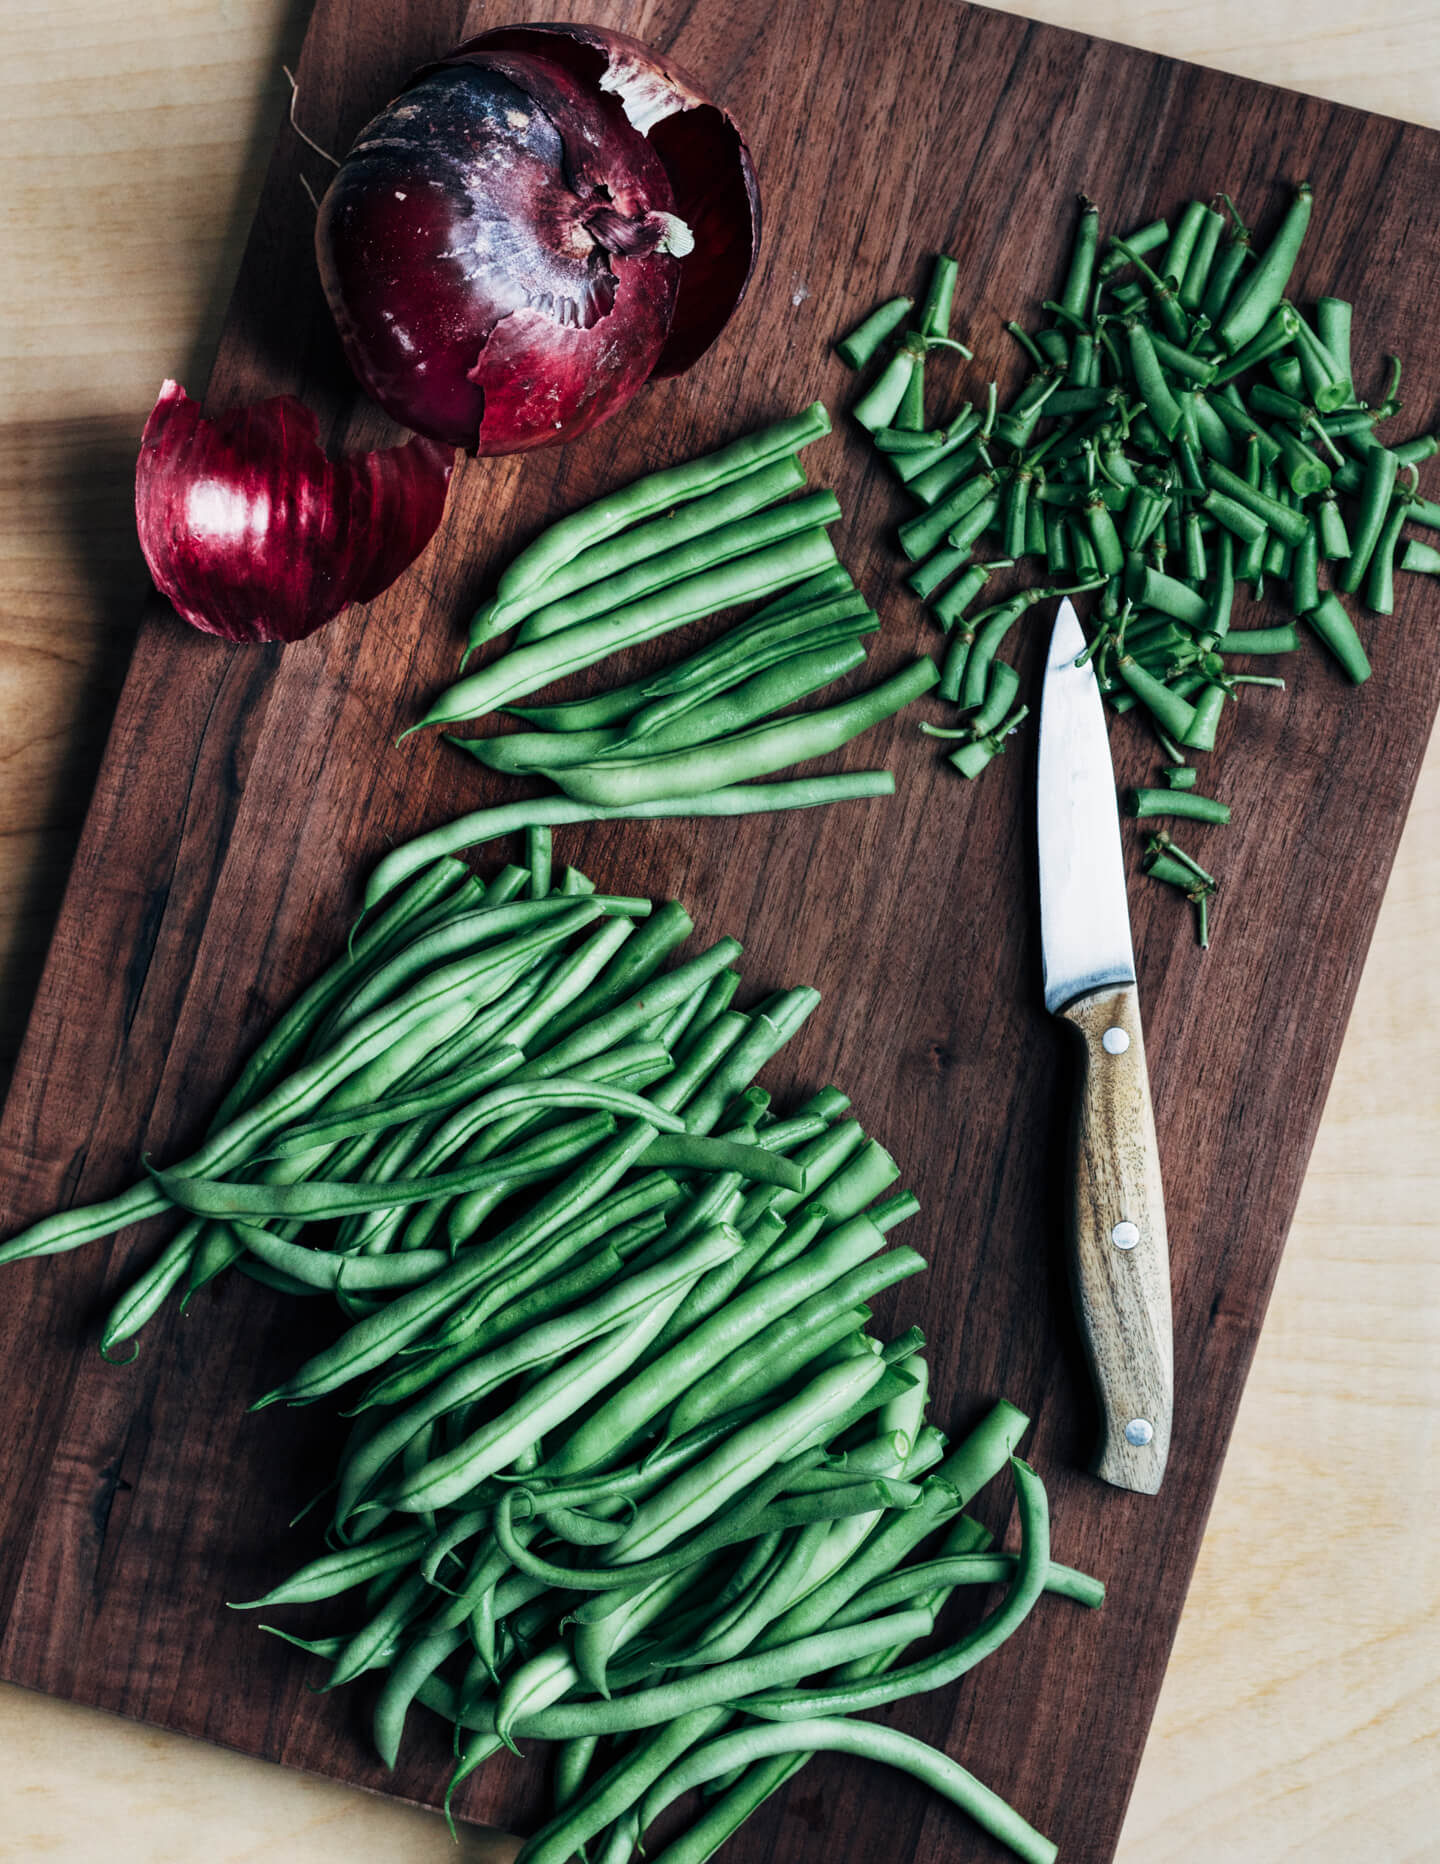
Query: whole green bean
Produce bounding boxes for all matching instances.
[516,491,843,646]
[360,776,895,914]
[741,1456,1049,1720]
[477,457,807,647]
[417,530,842,731]
[483,404,831,623]
[454,640,867,774]
[386,1278,706,1516]
[547,660,937,808]
[545,1215,889,1477]
[642,1719,1058,1864]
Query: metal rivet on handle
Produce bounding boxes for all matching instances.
[1124,1418,1154,1447]
[1111,1220,1140,1250]
[1102,1027,1130,1055]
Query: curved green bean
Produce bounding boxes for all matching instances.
[637,1718,1057,1864]
[519,493,843,651]
[360,775,896,913]
[547,660,938,808]
[482,403,831,623]
[414,530,841,732]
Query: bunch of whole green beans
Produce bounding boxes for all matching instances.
[0,847,1100,1864]
[838,184,1439,944]
[400,403,937,842]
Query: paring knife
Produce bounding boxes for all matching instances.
[1037,598,1173,1494]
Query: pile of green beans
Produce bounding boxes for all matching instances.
[839,189,1438,945]
[1,851,1101,1864]
[391,404,935,866]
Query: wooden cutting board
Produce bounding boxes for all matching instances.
[1,0,1437,1857]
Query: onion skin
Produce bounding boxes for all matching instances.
[316,25,760,455]
[135,381,453,644]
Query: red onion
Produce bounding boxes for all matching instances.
[315,23,760,454]
[135,381,453,644]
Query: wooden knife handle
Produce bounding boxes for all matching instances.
[1057,981,1173,1493]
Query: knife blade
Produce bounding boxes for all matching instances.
[1037,598,1173,1493]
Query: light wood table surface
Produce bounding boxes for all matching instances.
[1,2,1436,1858]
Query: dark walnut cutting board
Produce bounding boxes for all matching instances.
[2,0,1437,1857]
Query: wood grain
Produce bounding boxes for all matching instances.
[0,1,1438,1861]
[1056,983,1172,1493]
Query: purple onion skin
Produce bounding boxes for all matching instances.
[316,26,760,455]
[135,380,453,644]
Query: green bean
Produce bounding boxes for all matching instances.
[1178,205,1225,311]
[573,1559,723,1699]
[485,458,808,648]
[637,1136,802,1189]
[516,1708,730,1864]
[898,470,996,561]
[551,1737,601,1817]
[1215,624,1300,656]
[1289,308,1352,412]
[484,404,831,623]
[1273,426,1331,498]
[320,899,607,1041]
[1217,182,1312,352]
[1363,494,1411,614]
[1315,490,1351,560]
[1128,789,1232,824]
[678,992,822,1138]
[612,1356,890,1566]
[633,629,876,747]
[220,861,473,1126]
[325,1571,432,1691]
[458,642,866,776]
[919,255,960,340]
[417,530,842,732]
[1057,197,1099,319]
[648,1717,1058,1864]
[545,1215,890,1478]
[99,1223,204,1363]
[386,1276,708,1517]
[358,1242,637,1412]
[1,927,557,1266]
[665,1250,924,1445]
[835,298,912,368]
[373,1625,466,1770]
[491,1607,936,1743]
[1335,447,1401,595]
[1124,320,1184,441]
[503,586,859,732]
[517,492,843,647]
[553,656,935,808]
[741,1455,1048,1720]
[617,611,876,741]
[154,1111,621,1221]
[230,1524,429,1610]
[259,1048,520,1159]
[225,1222,446,1293]
[854,342,922,433]
[1393,433,1439,468]
[897,425,982,495]
[1200,459,1310,546]
[361,776,895,914]
[1401,539,1440,575]
[527,901,694,1049]
[334,1231,742,1524]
